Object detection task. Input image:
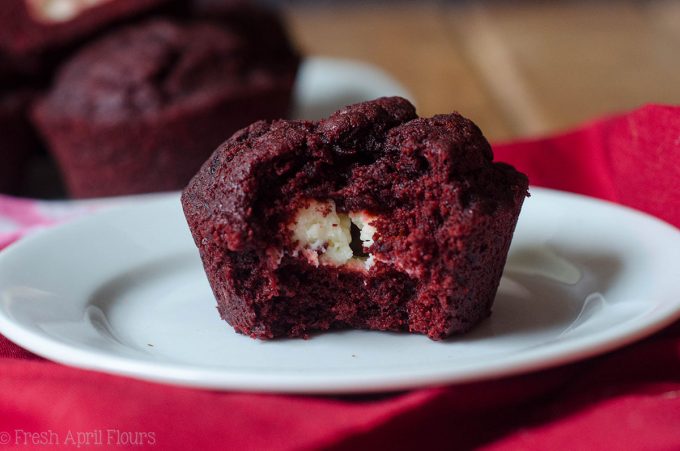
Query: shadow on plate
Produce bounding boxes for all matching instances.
[457,244,625,342]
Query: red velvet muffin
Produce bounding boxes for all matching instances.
[33,17,299,198]
[182,97,529,340]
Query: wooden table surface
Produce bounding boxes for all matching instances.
[284,0,680,142]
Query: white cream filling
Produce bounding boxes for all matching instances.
[290,200,377,270]
[27,0,112,23]
[349,212,377,248]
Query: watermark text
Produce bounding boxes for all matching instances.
[2,429,156,447]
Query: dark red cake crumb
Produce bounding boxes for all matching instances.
[32,16,299,198]
[182,97,529,340]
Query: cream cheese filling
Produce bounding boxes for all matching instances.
[290,200,377,270]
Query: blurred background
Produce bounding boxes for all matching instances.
[282,0,680,141]
[2,0,679,198]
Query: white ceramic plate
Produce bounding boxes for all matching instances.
[1,188,679,393]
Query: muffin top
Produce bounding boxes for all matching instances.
[37,18,295,121]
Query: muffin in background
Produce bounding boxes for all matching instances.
[0,0,180,196]
[33,15,299,198]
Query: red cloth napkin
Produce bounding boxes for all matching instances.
[0,105,678,450]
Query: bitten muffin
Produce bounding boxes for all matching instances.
[182,97,529,340]
[33,17,299,198]
[0,0,171,57]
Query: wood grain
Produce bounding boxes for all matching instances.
[284,1,680,141]
[284,3,514,139]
